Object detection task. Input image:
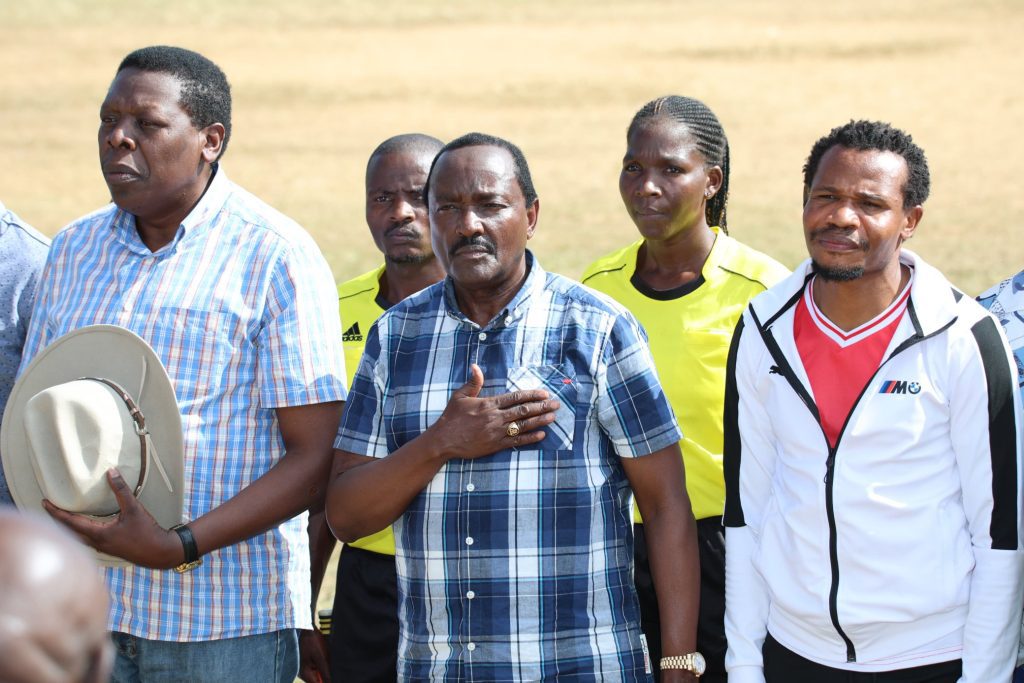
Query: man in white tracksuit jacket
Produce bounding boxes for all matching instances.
[723,120,1024,682]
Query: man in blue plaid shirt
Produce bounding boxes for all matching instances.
[327,133,702,682]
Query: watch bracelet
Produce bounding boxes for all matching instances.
[660,654,698,671]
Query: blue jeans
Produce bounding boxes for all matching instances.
[1014,665,1024,683]
[111,629,298,683]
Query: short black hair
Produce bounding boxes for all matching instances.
[366,133,444,183]
[425,132,537,208]
[803,120,930,209]
[117,46,232,160]
[628,95,732,232]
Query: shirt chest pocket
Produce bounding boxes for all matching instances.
[506,363,577,451]
[146,307,237,403]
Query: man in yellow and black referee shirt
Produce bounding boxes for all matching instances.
[300,134,444,683]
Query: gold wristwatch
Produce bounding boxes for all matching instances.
[660,652,706,677]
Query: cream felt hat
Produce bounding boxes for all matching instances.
[1,325,184,566]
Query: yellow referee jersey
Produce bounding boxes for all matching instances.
[337,265,395,555]
[581,228,788,521]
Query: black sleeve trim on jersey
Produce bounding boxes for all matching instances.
[338,284,377,303]
[723,315,745,528]
[719,265,776,290]
[971,316,1019,550]
[580,263,627,286]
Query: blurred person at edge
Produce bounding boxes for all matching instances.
[724,120,1024,682]
[0,510,113,683]
[300,133,445,683]
[326,133,702,681]
[19,45,347,682]
[582,94,788,683]
[0,200,49,503]
[978,265,1024,683]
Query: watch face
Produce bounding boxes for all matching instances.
[692,652,706,675]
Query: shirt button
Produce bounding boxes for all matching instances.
[466,590,475,599]
[465,536,474,546]
[478,332,487,341]
[467,642,477,651]
[466,483,475,492]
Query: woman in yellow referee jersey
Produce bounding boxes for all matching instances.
[581,95,789,682]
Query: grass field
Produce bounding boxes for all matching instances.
[3,0,1023,633]
[3,0,1023,293]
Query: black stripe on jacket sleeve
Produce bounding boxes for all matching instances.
[723,316,745,527]
[970,316,1019,550]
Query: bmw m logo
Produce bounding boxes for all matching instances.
[879,380,921,395]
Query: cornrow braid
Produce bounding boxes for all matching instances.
[628,95,731,234]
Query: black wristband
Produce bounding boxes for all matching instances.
[170,523,199,564]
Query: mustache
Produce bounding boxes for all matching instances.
[809,225,869,250]
[385,223,421,238]
[449,235,496,257]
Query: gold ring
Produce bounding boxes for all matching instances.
[506,421,521,438]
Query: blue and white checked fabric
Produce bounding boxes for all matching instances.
[20,168,347,641]
[979,270,1024,398]
[979,271,1024,680]
[336,252,681,682]
[0,201,49,504]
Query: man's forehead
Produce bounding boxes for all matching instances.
[432,145,518,194]
[814,146,908,188]
[367,150,432,181]
[103,68,183,109]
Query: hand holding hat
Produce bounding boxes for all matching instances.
[43,468,188,569]
[1,325,186,568]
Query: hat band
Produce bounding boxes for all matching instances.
[79,376,149,499]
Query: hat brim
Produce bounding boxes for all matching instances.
[1,325,184,567]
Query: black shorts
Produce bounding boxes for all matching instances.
[328,545,399,683]
[634,516,726,683]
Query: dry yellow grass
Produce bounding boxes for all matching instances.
[3,0,1023,639]
[3,0,1023,293]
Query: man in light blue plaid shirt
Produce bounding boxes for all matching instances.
[21,47,347,682]
[328,133,702,682]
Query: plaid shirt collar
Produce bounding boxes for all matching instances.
[110,163,231,257]
[442,249,543,330]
